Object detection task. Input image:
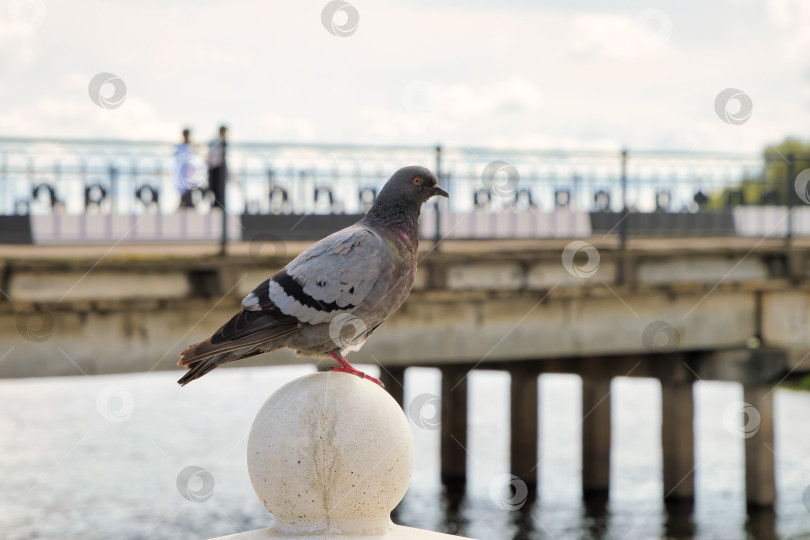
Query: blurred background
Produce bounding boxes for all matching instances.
[2,1,810,539]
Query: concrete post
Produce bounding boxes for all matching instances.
[509,368,538,488]
[440,366,468,487]
[212,372,475,539]
[661,382,694,499]
[582,378,611,495]
[744,385,776,506]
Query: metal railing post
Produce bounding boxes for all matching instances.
[108,164,118,215]
[786,153,795,242]
[220,181,228,256]
[620,148,628,249]
[1,150,7,214]
[434,145,442,246]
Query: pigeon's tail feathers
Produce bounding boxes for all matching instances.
[177,346,264,386]
[177,348,241,386]
[177,308,300,386]
[177,326,297,386]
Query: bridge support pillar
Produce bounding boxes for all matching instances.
[510,368,538,488]
[661,382,694,499]
[582,377,612,495]
[380,366,406,408]
[440,366,468,488]
[744,385,776,506]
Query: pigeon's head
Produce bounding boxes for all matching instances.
[378,165,448,206]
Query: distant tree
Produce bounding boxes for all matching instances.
[705,177,767,210]
[708,137,810,209]
[763,137,810,205]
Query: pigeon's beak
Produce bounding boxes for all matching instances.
[432,185,449,198]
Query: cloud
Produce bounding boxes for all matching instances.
[399,78,540,118]
[568,12,673,61]
[766,0,810,59]
[244,111,317,141]
[0,95,177,139]
[0,18,39,71]
[0,1,807,153]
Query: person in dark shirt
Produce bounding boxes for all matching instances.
[208,125,228,210]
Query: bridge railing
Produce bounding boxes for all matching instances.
[0,137,807,245]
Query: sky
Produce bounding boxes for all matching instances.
[1,0,809,152]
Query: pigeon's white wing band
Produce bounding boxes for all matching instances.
[242,227,384,325]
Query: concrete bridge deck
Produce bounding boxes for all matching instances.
[2,236,809,378]
[3,236,810,509]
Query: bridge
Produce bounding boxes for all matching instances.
[3,137,810,518]
[3,235,810,511]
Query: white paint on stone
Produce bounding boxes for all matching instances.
[732,207,789,237]
[762,291,810,349]
[527,261,616,288]
[637,256,768,285]
[446,263,524,290]
[8,270,191,301]
[31,211,242,243]
[422,208,592,239]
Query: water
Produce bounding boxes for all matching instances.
[1,366,809,540]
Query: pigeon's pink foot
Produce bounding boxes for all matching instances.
[327,350,385,388]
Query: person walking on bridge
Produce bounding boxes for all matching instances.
[172,128,200,210]
[207,125,228,211]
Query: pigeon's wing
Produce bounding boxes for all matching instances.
[176,226,386,386]
[176,302,301,385]
[241,226,385,325]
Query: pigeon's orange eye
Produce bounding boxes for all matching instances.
[412,176,423,185]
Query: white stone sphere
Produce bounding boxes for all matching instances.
[247,372,414,536]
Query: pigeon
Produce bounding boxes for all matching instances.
[177,165,448,387]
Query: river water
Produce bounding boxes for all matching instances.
[1,365,809,540]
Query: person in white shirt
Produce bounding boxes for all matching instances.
[173,128,203,209]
